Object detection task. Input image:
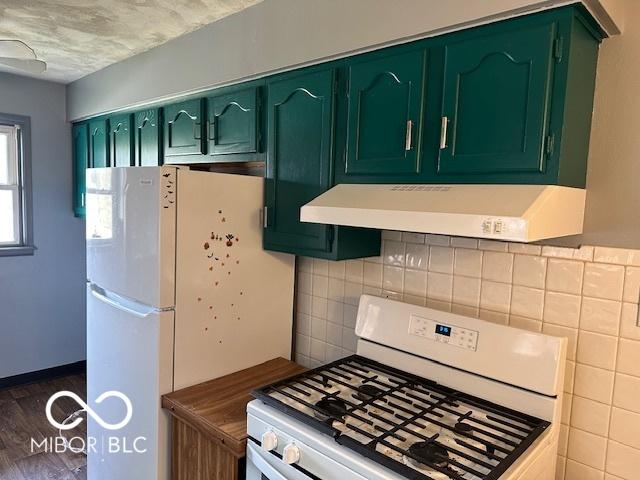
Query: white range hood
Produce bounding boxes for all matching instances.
[300,184,586,243]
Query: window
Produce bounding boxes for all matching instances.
[0,114,33,256]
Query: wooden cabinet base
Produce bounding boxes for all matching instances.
[172,417,245,480]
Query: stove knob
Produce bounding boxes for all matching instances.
[261,431,278,452]
[282,443,301,465]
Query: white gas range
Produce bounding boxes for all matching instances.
[246,295,567,480]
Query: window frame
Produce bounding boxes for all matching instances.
[0,113,34,257]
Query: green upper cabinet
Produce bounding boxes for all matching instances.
[72,123,89,217]
[163,99,205,158]
[437,23,556,176]
[206,87,259,156]
[264,68,380,259]
[343,49,426,178]
[88,118,108,168]
[134,108,162,166]
[109,113,133,167]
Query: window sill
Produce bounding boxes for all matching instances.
[0,245,36,257]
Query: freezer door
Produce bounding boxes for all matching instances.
[86,166,177,309]
[174,170,295,389]
[86,284,174,480]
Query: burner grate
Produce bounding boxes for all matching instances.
[252,355,550,480]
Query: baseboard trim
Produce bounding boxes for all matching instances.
[0,361,86,390]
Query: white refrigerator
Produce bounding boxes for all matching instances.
[85,166,295,480]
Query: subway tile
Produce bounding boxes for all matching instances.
[429,246,455,274]
[311,316,326,340]
[328,260,346,279]
[425,234,450,246]
[427,272,453,302]
[342,327,358,351]
[510,285,544,320]
[478,239,508,252]
[427,299,452,312]
[583,263,625,301]
[363,262,383,288]
[580,297,622,336]
[404,269,428,297]
[508,243,542,256]
[297,293,312,315]
[383,240,406,266]
[613,373,640,414]
[480,281,512,313]
[604,474,625,480]
[365,253,383,264]
[573,363,614,404]
[297,256,314,273]
[567,428,607,469]
[570,396,611,436]
[610,408,640,450]
[482,251,514,283]
[616,338,640,378]
[405,243,429,270]
[594,246,635,265]
[479,309,509,325]
[452,276,481,308]
[295,353,310,368]
[312,258,329,276]
[573,246,595,262]
[544,291,582,328]
[513,254,547,289]
[343,281,364,306]
[381,230,402,241]
[403,294,426,306]
[542,246,577,259]
[543,323,578,361]
[606,440,640,480]
[297,272,312,294]
[311,295,328,318]
[296,313,311,335]
[327,300,343,325]
[451,304,479,318]
[623,267,640,303]
[363,285,383,297]
[401,232,425,244]
[564,459,604,480]
[450,237,478,249]
[383,290,403,301]
[576,331,618,370]
[326,321,342,346]
[325,344,344,363]
[343,304,358,328]
[454,248,483,278]
[547,259,584,295]
[309,338,326,362]
[345,259,364,283]
[296,334,310,356]
[620,303,640,341]
[383,266,404,293]
[312,274,328,298]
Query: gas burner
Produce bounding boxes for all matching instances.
[314,397,347,421]
[354,383,384,401]
[405,441,450,469]
[454,421,474,434]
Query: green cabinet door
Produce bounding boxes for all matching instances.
[264,69,335,254]
[344,49,426,176]
[437,23,557,175]
[135,109,162,166]
[164,99,205,157]
[72,123,89,217]
[109,113,133,167]
[89,118,108,168]
[207,87,258,156]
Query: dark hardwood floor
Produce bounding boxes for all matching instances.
[0,374,87,480]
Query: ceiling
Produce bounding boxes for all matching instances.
[0,0,261,83]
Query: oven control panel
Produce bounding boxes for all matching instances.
[409,314,479,351]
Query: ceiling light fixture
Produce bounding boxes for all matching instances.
[0,39,47,75]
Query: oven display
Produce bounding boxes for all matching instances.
[435,324,452,336]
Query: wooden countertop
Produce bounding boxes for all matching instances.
[162,357,305,457]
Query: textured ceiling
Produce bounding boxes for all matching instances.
[0,0,261,83]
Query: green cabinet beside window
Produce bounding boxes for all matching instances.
[135,108,162,166]
[263,68,380,259]
[343,49,426,177]
[89,118,108,168]
[207,87,259,156]
[164,99,205,158]
[109,113,134,167]
[72,123,89,217]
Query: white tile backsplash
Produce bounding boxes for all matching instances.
[293,232,640,480]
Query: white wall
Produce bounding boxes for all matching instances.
[0,72,86,378]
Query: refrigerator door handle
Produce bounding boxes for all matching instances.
[89,284,159,318]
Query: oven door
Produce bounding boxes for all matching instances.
[246,441,313,480]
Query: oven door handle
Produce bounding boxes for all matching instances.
[247,441,312,480]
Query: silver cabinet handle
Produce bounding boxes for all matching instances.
[81,192,85,207]
[440,116,449,149]
[193,122,201,140]
[263,206,268,228]
[405,120,413,151]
